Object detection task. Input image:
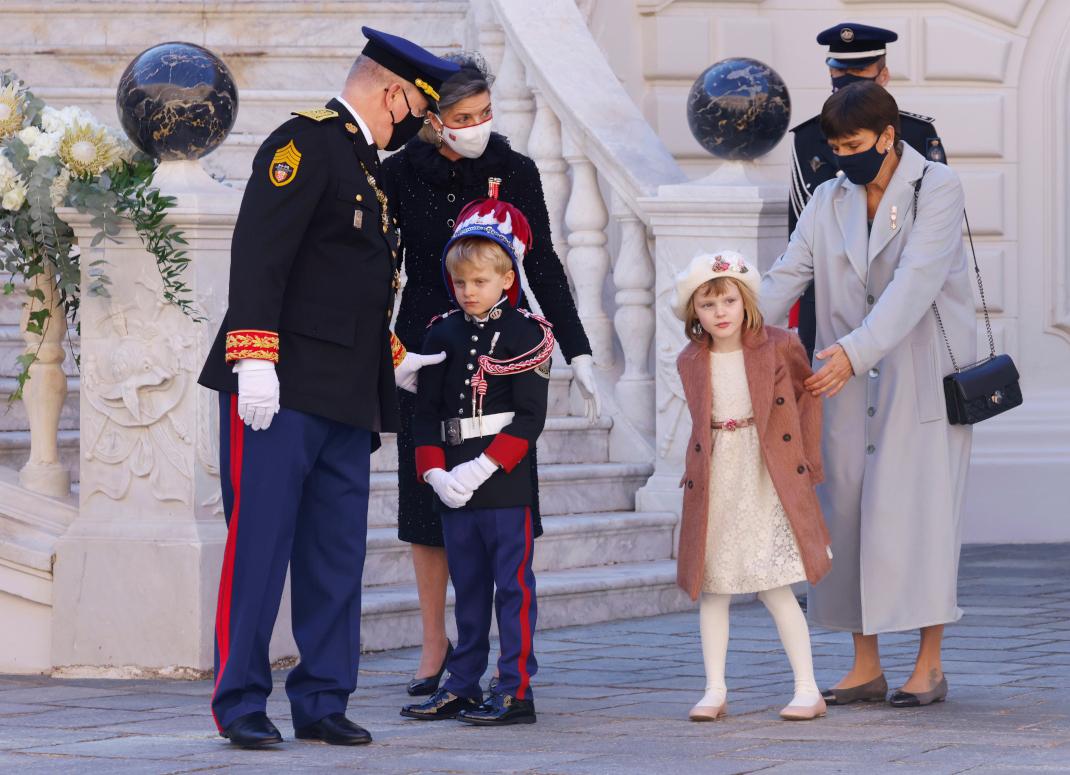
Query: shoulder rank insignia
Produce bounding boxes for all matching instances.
[900,109,935,124]
[291,108,339,122]
[426,309,460,327]
[270,140,301,187]
[345,122,358,135]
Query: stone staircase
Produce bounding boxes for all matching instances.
[0,0,692,661]
[359,368,686,651]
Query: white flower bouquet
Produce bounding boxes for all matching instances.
[0,70,197,398]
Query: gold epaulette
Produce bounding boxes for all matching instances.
[291,108,339,122]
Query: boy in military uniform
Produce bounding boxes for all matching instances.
[788,23,947,359]
[197,28,456,749]
[400,199,552,726]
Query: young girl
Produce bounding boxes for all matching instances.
[671,251,833,722]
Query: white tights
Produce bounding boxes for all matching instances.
[697,585,821,708]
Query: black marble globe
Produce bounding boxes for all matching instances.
[686,58,790,161]
[116,42,238,161]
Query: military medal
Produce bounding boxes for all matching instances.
[487,176,501,199]
[353,210,363,229]
[890,205,898,231]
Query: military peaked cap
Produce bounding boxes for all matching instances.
[817,23,898,69]
[361,26,459,104]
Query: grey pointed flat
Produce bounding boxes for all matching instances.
[888,676,948,708]
[820,673,888,705]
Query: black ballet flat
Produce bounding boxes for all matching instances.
[406,641,453,697]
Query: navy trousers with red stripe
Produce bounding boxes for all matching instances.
[212,393,370,732]
[441,507,538,701]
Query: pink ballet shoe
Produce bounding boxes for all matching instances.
[688,700,727,722]
[779,696,826,721]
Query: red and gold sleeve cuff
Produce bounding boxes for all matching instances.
[391,332,407,369]
[225,330,279,364]
[415,445,445,482]
[484,433,529,473]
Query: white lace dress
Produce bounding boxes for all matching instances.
[703,350,806,594]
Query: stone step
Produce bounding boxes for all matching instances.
[367,461,654,529]
[370,413,611,473]
[359,559,692,652]
[364,510,677,586]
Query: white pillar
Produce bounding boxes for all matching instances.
[18,263,71,497]
[612,192,655,438]
[635,164,787,518]
[563,130,613,367]
[495,41,535,156]
[50,161,249,675]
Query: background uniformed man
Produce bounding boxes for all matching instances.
[197,28,457,749]
[788,23,947,359]
[401,199,550,727]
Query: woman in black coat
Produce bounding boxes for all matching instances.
[382,54,597,694]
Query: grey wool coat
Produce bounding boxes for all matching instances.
[760,143,976,635]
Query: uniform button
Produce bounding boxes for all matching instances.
[867,407,876,417]
[776,397,785,405]
[459,408,465,415]
[867,294,875,305]
[694,443,701,452]
[447,218,455,228]
[686,480,693,489]
[478,323,485,329]
[459,393,465,399]
[470,348,477,355]
[392,217,398,225]
[467,363,474,371]
[355,194,363,202]
[471,335,478,342]
[866,444,876,454]
[447,193,456,202]
[392,250,397,259]
[796,465,806,474]
[783,434,791,442]
[869,368,879,378]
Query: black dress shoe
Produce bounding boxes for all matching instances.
[888,676,948,708]
[294,713,372,745]
[457,692,536,726]
[400,687,480,720]
[221,711,283,748]
[407,642,454,696]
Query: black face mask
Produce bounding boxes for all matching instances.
[831,72,876,92]
[835,138,889,185]
[384,89,425,151]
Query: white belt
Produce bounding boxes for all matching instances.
[441,411,514,446]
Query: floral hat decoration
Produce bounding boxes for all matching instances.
[671,249,761,320]
[441,197,533,307]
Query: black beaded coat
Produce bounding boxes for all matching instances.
[382,133,592,546]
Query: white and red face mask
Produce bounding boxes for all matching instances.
[436,114,493,159]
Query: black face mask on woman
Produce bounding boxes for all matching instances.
[384,89,425,151]
[831,72,876,92]
[835,138,889,185]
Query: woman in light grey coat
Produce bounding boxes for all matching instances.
[760,82,975,708]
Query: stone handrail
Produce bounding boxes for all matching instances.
[478,0,685,455]
[490,0,686,219]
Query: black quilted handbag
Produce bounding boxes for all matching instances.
[914,170,1023,425]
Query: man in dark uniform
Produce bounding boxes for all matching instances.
[399,199,551,727]
[197,27,457,749]
[788,23,948,359]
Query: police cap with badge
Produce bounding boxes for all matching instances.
[198,28,459,435]
[818,22,897,70]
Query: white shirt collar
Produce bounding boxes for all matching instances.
[335,95,373,145]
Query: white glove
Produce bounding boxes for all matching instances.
[424,468,473,509]
[233,358,280,431]
[570,354,601,423]
[450,453,498,494]
[395,350,447,393]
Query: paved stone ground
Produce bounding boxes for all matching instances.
[0,544,1068,774]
